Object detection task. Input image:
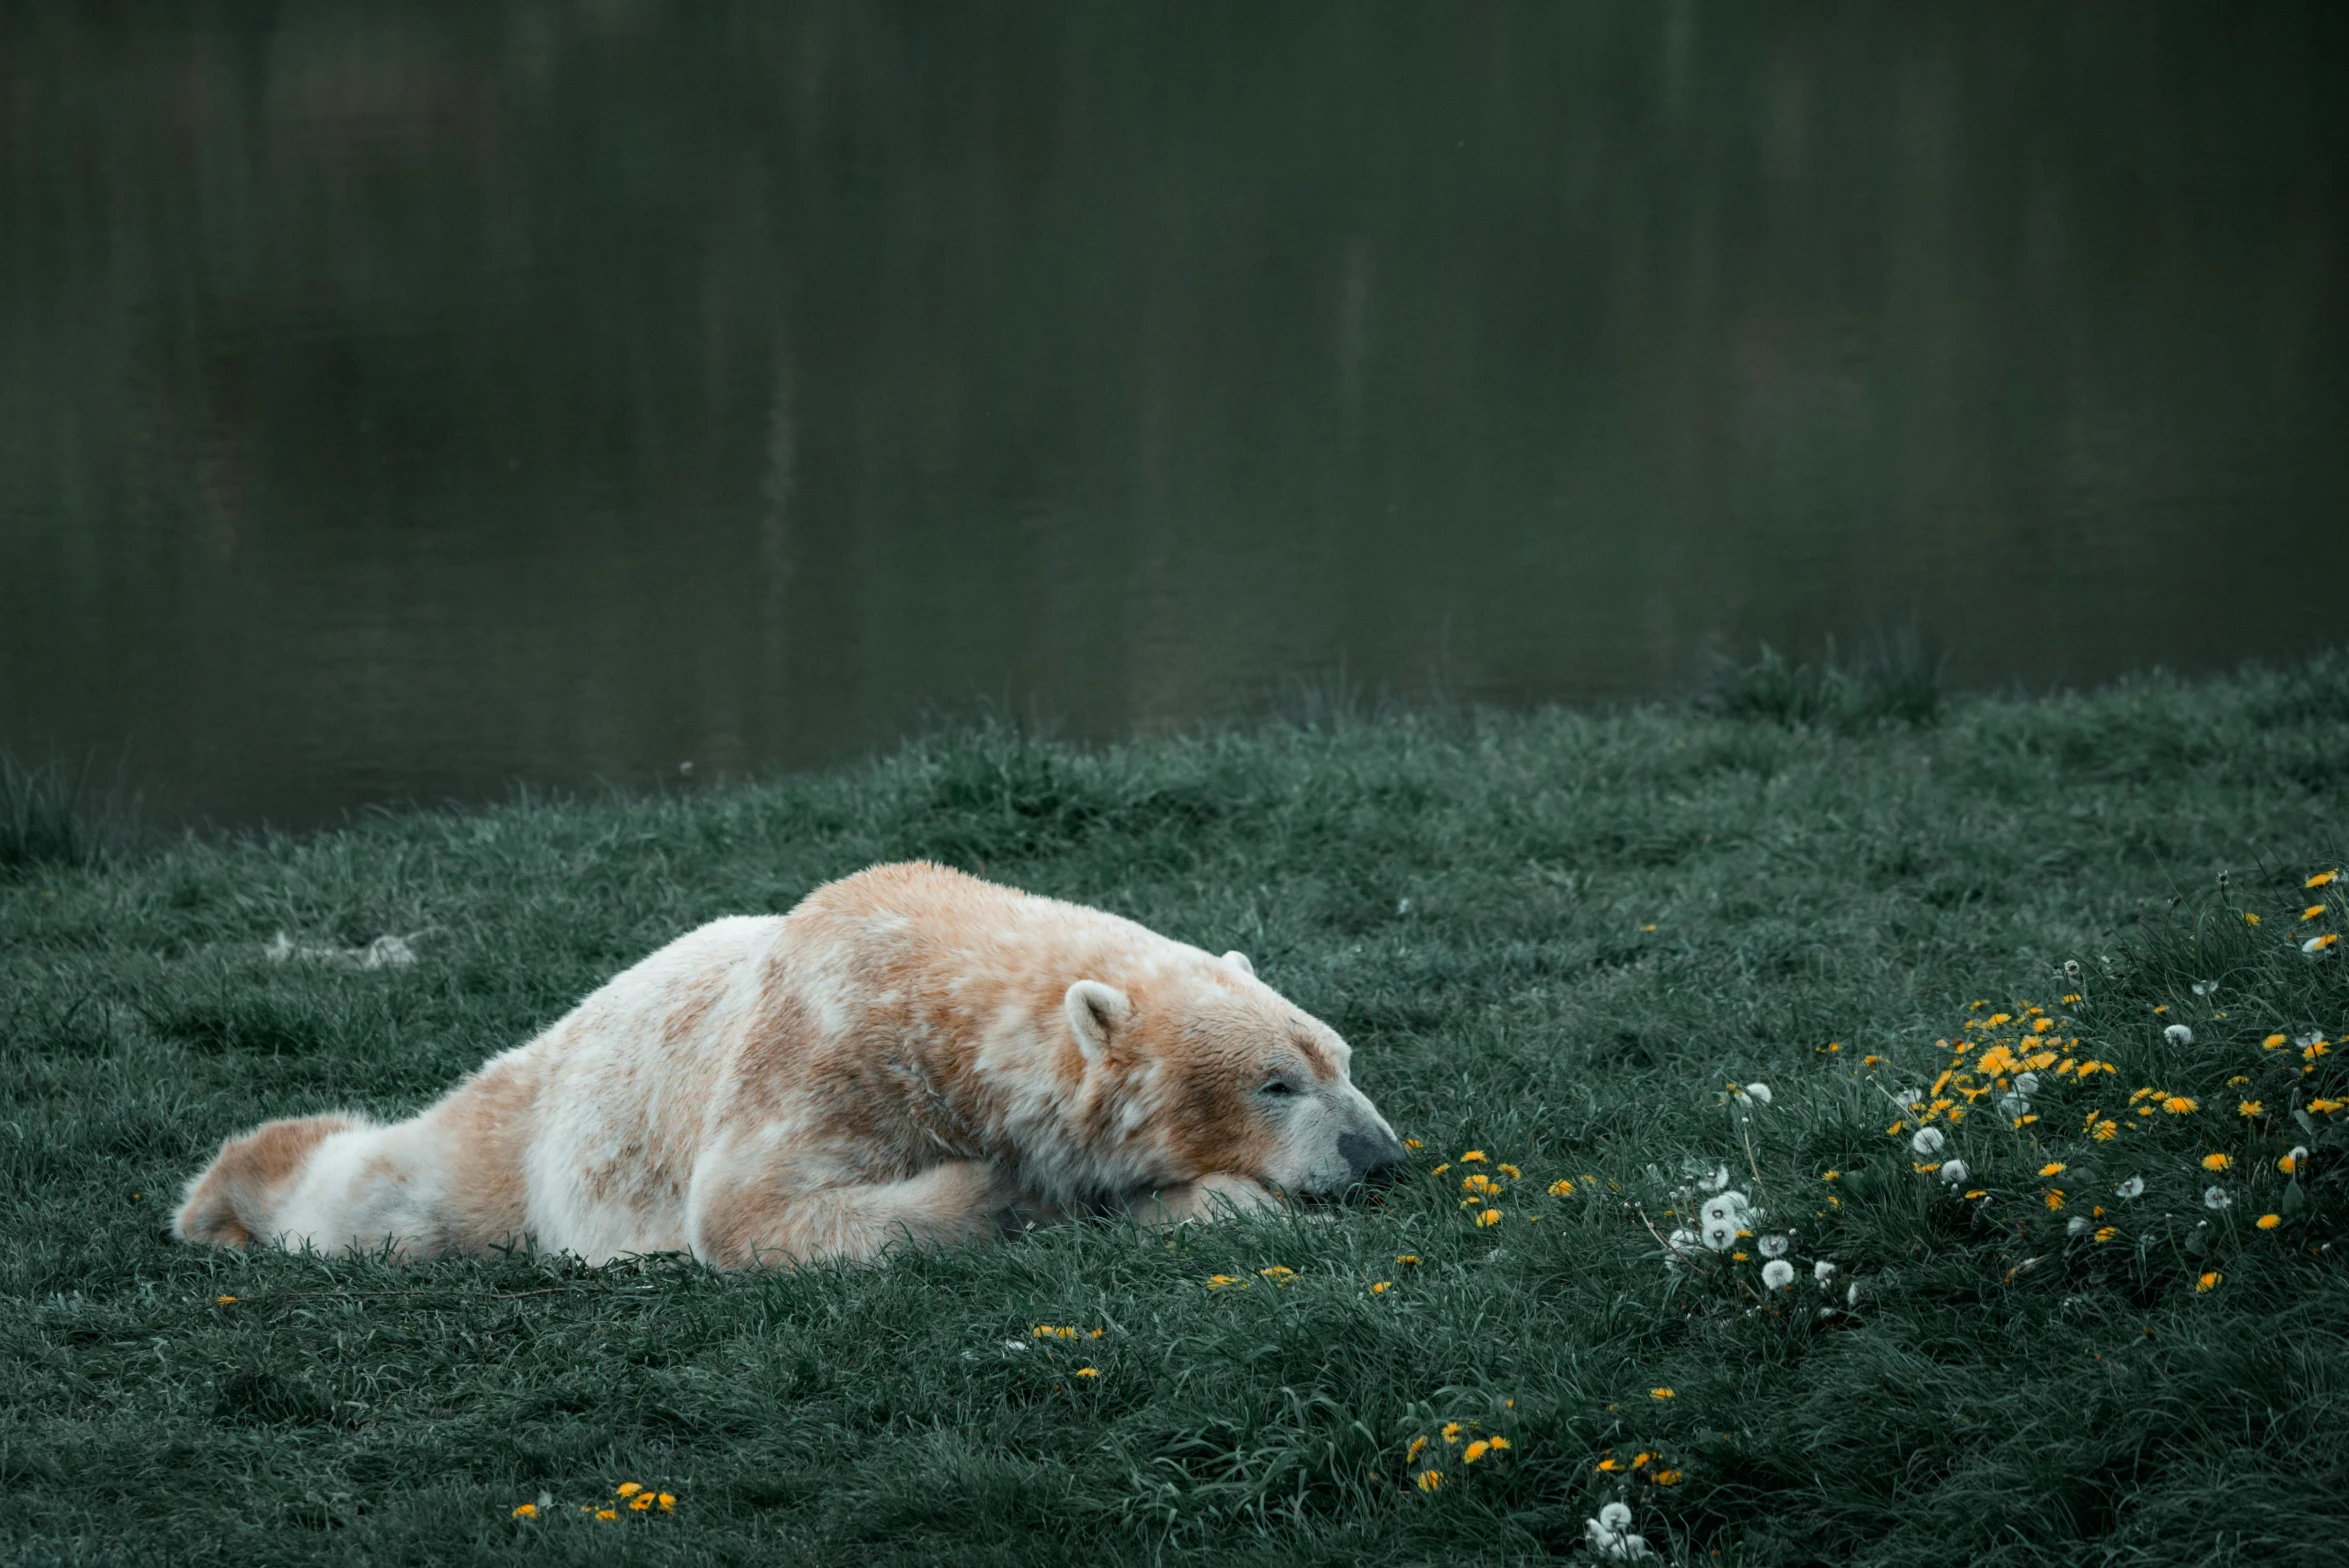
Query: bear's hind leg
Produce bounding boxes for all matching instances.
[691,1159,1015,1269]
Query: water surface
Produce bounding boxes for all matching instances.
[4,3,2345,827]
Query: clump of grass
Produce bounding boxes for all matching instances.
[1708,627,1946,730]
[0,751,134,878]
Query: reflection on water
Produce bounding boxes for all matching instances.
[3,3,2345,828]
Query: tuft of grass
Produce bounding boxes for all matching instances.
[1,660,2346,1565]
[0,751,134,878]
[1708,627,1947,731]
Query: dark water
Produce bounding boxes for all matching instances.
[4,4,2346,829]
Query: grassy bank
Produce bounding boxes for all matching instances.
[5,660,2348,1566]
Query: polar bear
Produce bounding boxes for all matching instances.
[175,861,1409,1267]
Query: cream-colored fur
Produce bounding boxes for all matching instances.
[176,862,1407,1268]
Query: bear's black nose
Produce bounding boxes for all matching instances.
[1339,1129,1411,1190]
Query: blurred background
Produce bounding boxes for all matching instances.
[3,1,2345,829]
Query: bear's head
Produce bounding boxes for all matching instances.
[1064,949,1408,1201]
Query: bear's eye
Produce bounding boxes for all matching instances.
[1259,1079,1298,1098]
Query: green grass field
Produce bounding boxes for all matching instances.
[6,659,2349,1566]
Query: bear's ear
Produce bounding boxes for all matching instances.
[1222,950,1254,977]
[1064,980,1131,1061]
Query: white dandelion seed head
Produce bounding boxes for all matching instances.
[2067,1216,2091,1236]
[1847,1280,1862,1305]
[2297,1032,2323,1048]
[2064,959,2084,978]
[2164,1024,2195,1046]
[1911,1126,1946,1156]
[2117,1176,2145,1199]
[2013,1073,2041,1097]
[1998,1094,2031,1119]
[2289,1145,2310,1164]
[1700,1165,1731,1193]
[1701,1218,1739,1252]
[1939,1158,1969,1184]
[2191,981,2212,997]
[1700,1192,1750,1227]
[1599,1503,1633,1533]
[1815,1259,1837,1282]
[1759,1233,1789,1259]
[1743,1082,1773,1106]
[2204,1186,2233,1211]
[1762,1259,1796,1290]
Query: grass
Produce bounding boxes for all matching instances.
[4,657,2348,1566]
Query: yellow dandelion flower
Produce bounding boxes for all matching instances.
[2262,1033,2288,1051]
[617,1483,644,1498]
[2307,1040,2333,1059]
[1442,1422,1464,1444]
[1989,1012,2011,1026]
[629,1494,654,1513]
[1548,1178,1575,1197]
[2045,1190,2065,1210]
[1371,1281,1390,1295]
[1462,1173,1498,1195]
[1822,1170,1840,1181]
[1651,1387,1675,1400]
[1595,1457,1622,1473]
[511,1503,538,1520]
[2311,869,2341,888]
[1416,1469,1444,1493]
[595,1508,618,1522]
[657,1493,676,1512]
[1475,1207,1502,1227]
[2256,1213,2282,1230]
[1864,1054,1882,1068]
[2092,1119,2119,1141]
[214,1295,237,1306]
[1075,1366,1099,1379]
[1089,1328,1105,1339]
[1404,1137,1423,1150]
[2312,1098,2345,1113]
[1406,1435,1429,1463]
[2196,1271,2222,1292]
[2161,1096,2198,1115]
[1396,1253,1422,1267]
[2245,912,2262,926]
[1490,1436,1512,1451]
[2154,1005,2169,1015]
[2304,904,2328,922]
[1463,1440,1491,1464]
[1653,1468,1683,1485]
[2039,1162,2067,1177]
[1631,1452,1652,1468]
[1965,1189,1988,1199]
[1259,1266,1296,1284]
[1430,1163,1450,1177]
[1206,1274,1246,1289]
[2200,1152,2232,1171]
[2094,1226,2116,1242]
[1459,1150,1487,1163]
[1498,1163,1521,1180]
[2279,1152,2299,1173]
[2312,933,2341,952]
